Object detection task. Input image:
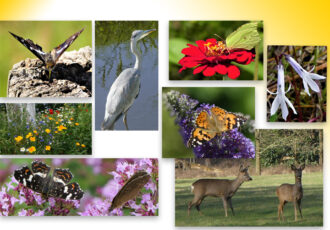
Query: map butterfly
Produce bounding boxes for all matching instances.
[14,160,84,200]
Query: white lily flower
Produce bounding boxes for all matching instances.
[285,54,326,96]
[267,63,297,121]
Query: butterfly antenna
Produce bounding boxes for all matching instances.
[214,34,225,42]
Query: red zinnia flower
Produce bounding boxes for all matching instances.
[49,109,54,114]
[178,38,255,79]
[55,110,60,114]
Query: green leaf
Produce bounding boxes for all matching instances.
[169,38,190,65]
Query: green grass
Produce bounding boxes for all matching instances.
[175,172,323,226]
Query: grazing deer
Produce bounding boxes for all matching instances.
[188,165,252,217]
[276,164,305,221]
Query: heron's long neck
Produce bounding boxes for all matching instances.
[131,40,141,69]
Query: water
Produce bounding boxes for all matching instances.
[95,31,158,131]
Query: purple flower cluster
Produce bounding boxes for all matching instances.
[78,158,158,216]
[0,176,80,216]
[163,90,255,158]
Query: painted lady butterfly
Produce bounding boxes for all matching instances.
[187,106,247,147]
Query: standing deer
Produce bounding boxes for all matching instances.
[276,164,305,221]
[188,165,252,217]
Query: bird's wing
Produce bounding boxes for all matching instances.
[104,68,140,124]
[9,31,47,63]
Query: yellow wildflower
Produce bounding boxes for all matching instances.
[55,131,58,134]
[45,146,51,151]
[45,129,51,134]
[30,137,36,142]
[33,130,38,134]
[70,118,74,121]
[57,125,67,131]
[81,144,86,148]
[75,123,79,126]
[26,132,32,138]
[28,146,36,153]
[76,142,80,146]
[15,136,23,142]
[48,117,53,120]
[56,122,59,124]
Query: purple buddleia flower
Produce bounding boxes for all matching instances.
[163,90,255,158]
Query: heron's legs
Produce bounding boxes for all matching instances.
[123,112,129,130]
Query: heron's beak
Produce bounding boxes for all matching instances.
[139,29,156,40]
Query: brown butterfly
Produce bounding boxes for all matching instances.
[109,170,151,212]
[9,28,84,79]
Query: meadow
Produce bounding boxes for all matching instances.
[175,172,323,226]
[0,104,92,155]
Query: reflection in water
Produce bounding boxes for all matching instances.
[95,22,158,130]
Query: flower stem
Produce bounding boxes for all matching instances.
[254,45,259,80]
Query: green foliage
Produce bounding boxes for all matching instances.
[169,38,188,65]
[0,104,92,155]
[95,21,158,46]
[0,21,92,97]
[175,172,323,226]
[258,129,322,166]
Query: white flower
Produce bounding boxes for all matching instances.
[285,54,326,96]
[20,147,26,152]
[268,63,297,121]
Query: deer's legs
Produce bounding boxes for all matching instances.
[297,199,303,219]
[278,200,285,221]
[188,196,203,216]
[196,197,205,216]
[227,198,235,216]
[293,201,298,221]
[222,197,228,217]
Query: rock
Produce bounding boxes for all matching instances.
[7,46,92,98]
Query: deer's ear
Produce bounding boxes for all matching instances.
[291,165,296,170]
[300,164,305,170]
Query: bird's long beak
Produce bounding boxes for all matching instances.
[139,29,156,40]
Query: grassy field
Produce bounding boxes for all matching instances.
[175,172,323,226]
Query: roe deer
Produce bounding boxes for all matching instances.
[276,164,305,221]
[187,165,252,217]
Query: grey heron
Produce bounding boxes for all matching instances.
[101,29,156,130]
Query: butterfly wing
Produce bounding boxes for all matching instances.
[48,168,84,200]
[225,22,260,50]
[187,111,217,147]
[53,28,84,62]
[211,106,246,131]
[30,161,51,193]
[9,31,47,63]
[109,171,151,212]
